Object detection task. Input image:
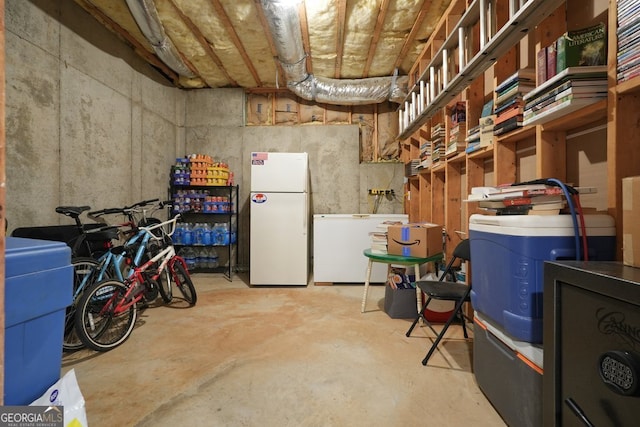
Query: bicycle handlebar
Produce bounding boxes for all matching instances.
[124,198,160,210]
[139,215,180,239]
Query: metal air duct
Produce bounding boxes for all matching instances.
[261,0,408,105]
[125,0,196,78]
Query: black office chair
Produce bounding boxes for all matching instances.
[406,238,472,365]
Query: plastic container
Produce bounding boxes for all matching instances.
[4,237,73,405]
[469,214,616,343]
[474,311,543,427]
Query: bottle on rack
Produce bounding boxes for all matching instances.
[202,223,213,246]
[172,222,184,245]
[179,247,197,271]
[193,223,205,245]
[206,247,219,269]
[182,223,194,246]
[195,247,207,269]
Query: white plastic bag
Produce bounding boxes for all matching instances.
[30,369,88,427]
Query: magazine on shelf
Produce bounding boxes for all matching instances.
[524,80,606,109]
[523,95,605,126]
[523,66,607,102]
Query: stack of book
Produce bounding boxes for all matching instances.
[493,69,535,136]
[479,99,495,147]
[617,0,640,83]
[431,123,446,164]
[369,221,403,254]
[405,159,421,176]
[447,102,467,156]
[474,184,567,216]
[522,66,607,127]
[419,140,432,169]
[465,124,481,154]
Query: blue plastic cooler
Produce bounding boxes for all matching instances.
[4,237,73,405]
[469,214,615,343]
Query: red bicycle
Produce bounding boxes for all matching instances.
[74,215,197,352]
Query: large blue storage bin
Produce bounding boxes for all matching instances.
[469,214,615,343]
[4,237,72,405]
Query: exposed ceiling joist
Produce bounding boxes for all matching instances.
[74,0,454,101]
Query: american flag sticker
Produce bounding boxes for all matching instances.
[251,152,268,161]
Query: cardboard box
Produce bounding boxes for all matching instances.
[623,176,640,267]
[387,222,443,258]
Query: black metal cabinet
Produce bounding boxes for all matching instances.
[169,184,239,280]
[543,261,640,426]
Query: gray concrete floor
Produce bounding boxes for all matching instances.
[62,273,505,427]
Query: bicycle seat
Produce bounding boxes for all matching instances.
[55,206,91,218]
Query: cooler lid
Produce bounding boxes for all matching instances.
[469,214,615,237]
[5,237,71,278]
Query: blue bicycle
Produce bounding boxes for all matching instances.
[63,199,168,351]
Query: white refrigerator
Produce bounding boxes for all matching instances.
[250,152,309,286]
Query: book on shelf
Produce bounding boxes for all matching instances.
[450,101,466,124]
[496,86,533,106]
[618,66,640,83]
[522,95,605,126]
[493,116,523,136]
[481,99,494,117]
[524,81,607,111]
[556,23,606,74]
[495,68,536,93]
[523,66,607,102]
[466,141,481,154]
[482,185,564,201]
[495,104,525,124]
[524,89,607,119]
[495,205,564,216]
[547,40,557,80]
[479,199,566,211]
[495,96,524,115]
[501,194,565,206]
[537,47,547,84]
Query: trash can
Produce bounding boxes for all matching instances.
[4,237,73,405]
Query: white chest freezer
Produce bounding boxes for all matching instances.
[313,214,408,283]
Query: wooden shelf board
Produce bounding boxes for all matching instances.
[447,152,467,164]
[431,162,446,173]
[540,98,607,131]
[617,76,640,95]
[467,145,494,160]
[496,125,536,144]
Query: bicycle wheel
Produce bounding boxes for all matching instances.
[172,260,197,305]
[74,279,137,352]
[157,267,173,303]
[64,257,101,352]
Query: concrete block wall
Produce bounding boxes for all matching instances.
[5,0,183,228]
[6,0,405,270]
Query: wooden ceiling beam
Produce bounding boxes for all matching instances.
[209,0,262,87]
[363,0,390,77]
[334,0,347,78]
[393,0,433,71]
[255,0,287,87]
[168,0,238,86]
[73,0,180,84]
[299,2,313,75]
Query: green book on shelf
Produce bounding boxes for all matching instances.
[556,23,607,73]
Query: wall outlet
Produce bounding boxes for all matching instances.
[368,189,394,195]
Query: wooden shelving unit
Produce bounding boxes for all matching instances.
[398,0,634,261]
